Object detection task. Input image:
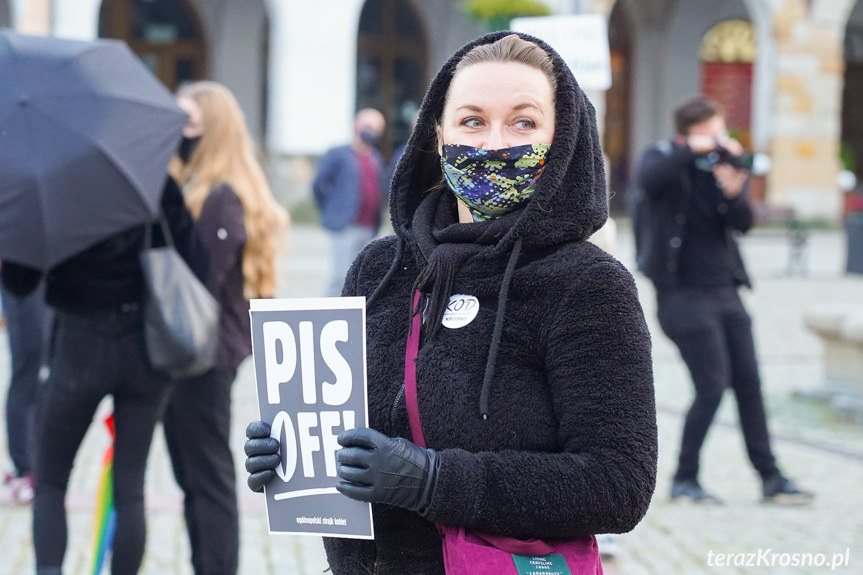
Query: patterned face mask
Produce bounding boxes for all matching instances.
[441,143,550,222]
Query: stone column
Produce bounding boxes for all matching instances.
[264,0,364,204]
[586,0,615,17]
[768,0,855,219]
[51,0,100,40]
[205,0,268,143]
[265,0,364,157]
[14,0,51,34]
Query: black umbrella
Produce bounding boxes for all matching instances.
[0,30,186,270]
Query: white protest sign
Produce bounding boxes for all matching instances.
[249,297,373,539]
[511,14,612,90]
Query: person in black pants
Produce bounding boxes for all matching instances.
[163,81,287,575]
[0,280,50,505]
[1,178,202,575]
[636,96,813,505]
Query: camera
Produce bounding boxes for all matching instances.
[695,147,754,171]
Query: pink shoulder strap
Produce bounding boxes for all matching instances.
[404,291,427,448]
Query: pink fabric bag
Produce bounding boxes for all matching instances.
[404,292,603,575]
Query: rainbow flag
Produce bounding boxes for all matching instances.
[91,413,116,575]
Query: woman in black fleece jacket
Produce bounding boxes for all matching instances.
[246,32,657,574]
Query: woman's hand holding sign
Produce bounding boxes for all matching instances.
[245,421,280,492]
[245,422,441,517]
[335,427,440,517]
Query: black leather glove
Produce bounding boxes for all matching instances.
[244,421,281,493]
[335,427,439,516]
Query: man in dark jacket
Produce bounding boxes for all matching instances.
[313,108,386,296]
[636,96,813,505]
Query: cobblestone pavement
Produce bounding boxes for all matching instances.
[1,224,861,574]
[613,228,863,575]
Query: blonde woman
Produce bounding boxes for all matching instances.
[164,81,287,575]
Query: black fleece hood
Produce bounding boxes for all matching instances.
[389,30,609,254]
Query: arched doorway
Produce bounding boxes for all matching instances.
[700,19,756,149]
[98,0,208,91]
[356,0,428,159]
[604,0,634,214]
[842,1,863,196]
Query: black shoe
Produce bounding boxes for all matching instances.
[762,474,814,505]
[670,479,723,504]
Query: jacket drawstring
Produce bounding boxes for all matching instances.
[366,237,404,310]
[411,251,456,341]
[479,237,522,420]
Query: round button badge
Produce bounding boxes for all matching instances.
[442,294,479,329]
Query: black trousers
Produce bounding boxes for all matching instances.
[34,308,171,575]
[656,286,779,482]
[163,367,238,575]
[1,282,51,477]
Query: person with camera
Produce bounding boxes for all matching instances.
[635,96,813,505]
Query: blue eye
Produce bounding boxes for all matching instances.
[461,117,483,128]
[515,119,536,129]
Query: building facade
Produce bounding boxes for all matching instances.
[590,0,863,219]
[3,0,861,219]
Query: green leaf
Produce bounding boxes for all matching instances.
[462,0,552,22]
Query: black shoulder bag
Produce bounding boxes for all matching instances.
[139,214,220,379]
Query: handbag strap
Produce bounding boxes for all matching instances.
[143,211,176,250]
[405,291,427,449]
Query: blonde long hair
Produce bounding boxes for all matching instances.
[171,81,288,299]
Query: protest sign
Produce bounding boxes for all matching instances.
[249,297,374,539]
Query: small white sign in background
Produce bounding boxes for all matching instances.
[511,14,612,91]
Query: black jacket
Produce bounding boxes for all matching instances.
[195,183,251,371]
[635,141,753,290]
[1,178,205,311]
[323,31,657,575]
